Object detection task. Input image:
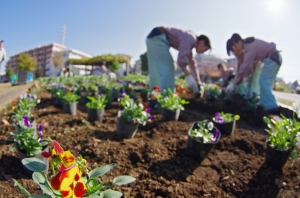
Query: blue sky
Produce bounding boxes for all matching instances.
[1,0,299,82]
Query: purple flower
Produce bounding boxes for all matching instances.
[38,138,42,143]
[38,124,43,136]
[215,112,224,123]
[120,90,126,97]
[147,115,153,120]
[22,116,32,127]
[213,129,220,142]
[146,107,151,114]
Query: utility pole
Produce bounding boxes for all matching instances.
[61,25,67,46]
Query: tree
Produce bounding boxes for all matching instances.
[17,53,38,72]
[52,51,64,68]
[140,52,148,73]
[108,61,120,72]
[35,68,44,78]
[5,67,14,80]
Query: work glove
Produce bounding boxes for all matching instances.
[185,75,199,93]
[226,84,235,92]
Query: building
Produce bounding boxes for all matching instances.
[48,48,92,76]
[6,43,92,77]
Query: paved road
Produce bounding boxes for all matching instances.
[273,91,300,105]
[0,82,36,109]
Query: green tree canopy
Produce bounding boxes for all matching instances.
[66,54,130,66]
[108,61,120,72]
[5,67,14,80]
[17,53,38,72]
[52,51,64,68]
[140,52,148,72]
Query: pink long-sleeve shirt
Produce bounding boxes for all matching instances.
[234,39,276,84]
[162,26,200,81]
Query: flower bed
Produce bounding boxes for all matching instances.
[0,88,299,197]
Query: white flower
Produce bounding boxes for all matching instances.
[207,122,214,131]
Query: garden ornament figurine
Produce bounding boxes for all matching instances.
[146,26,211,93]
[226,33,282,113]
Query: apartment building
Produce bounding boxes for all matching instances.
[5,43,92,76]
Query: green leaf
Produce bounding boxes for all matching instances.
[31,195,52,198]
[32,172,54,196]
[32,172,45,183]
[88,163,116,178]
[113,175,136,185]
[22,157,46,172]
[291,149,297,160]
[263,117,270,124]
[13,179,31,197]
[100,189,122,198]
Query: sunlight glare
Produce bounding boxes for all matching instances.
[267,0,283,14]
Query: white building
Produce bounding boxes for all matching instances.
[46,47,92,76]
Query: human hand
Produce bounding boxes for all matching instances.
[226,84,235,92]
[185,75,199,93]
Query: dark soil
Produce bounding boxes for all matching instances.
[0,89,299,198]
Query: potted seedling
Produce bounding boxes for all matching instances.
[186,120,221,162]
[212,112,240,136]
[7,118,49,176]
[157,88,189,121]
[86,94,107,123]
[263,112,300,170]
[61,88,80,115]
[116,94,152,138]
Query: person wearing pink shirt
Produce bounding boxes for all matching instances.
[146,26,211,93]
[226,33,282,113]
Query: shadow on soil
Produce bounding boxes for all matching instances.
[237,165,281,198]
[0,155,31,181]
[148,148,201,182]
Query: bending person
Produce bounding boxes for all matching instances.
[226,33,282,113]
[146,26,211,93]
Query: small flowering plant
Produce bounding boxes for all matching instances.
[204,84,221,100]
[263,102,300,153]
[189,120,220,143]
[86,94,107,109]
[157,88,189,111]
[61,88,80,104]
[149,86,161,99]
[8,117,47,156]
[214,112,240,123]
[263,115,300,152]
[13,140,136,198]
[119,94,152,125]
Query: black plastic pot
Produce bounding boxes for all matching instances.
[116,117,139,138]
[63,102,77,115]
[162,108,180,121]
[87,108,105,123]
[212,118,236,137]
[54,97,63,108]
[17,144,49,176]
[264,142,294,170]
[186,122,221,162]
[149,99,160,110]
